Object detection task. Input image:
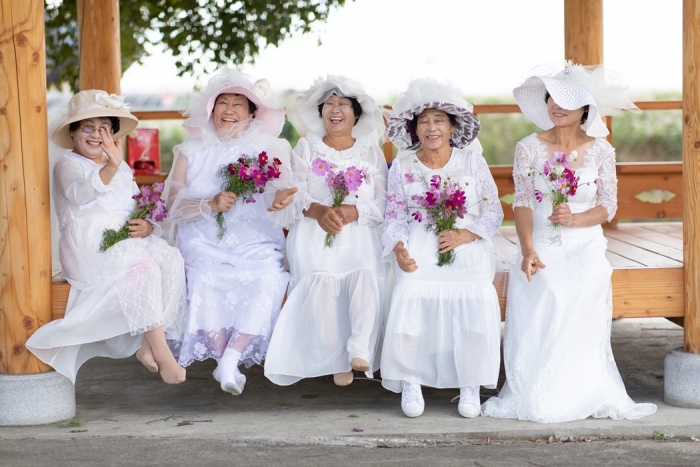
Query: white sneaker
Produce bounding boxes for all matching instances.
[458,386,481,418]
[401,381,425,418]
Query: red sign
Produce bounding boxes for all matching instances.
[127,129,161,175]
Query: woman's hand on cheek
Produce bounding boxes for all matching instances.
[101,130,124,169]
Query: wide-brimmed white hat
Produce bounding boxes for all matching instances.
[291,75,382,139]
[513,61,639,137]
[183,68,285,138]
[53,90,138,149]
[386,78,480,150]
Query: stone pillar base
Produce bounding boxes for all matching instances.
[0,371,75,426]
[664,347,700,408]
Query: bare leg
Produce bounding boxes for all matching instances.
[135,338,158,373]
[144,326,186,384]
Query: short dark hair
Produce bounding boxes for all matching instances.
[317,96,363,126]
[544,91,589,125]
[214,93,257,115]
[410,111,458,132]
[69,116,120,134]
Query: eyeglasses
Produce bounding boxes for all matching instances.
[78,124,114,135]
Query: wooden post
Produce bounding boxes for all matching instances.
[683,0,700,354]
[77,0,121,93]
[0,0,52,374]
[564,0,604,65]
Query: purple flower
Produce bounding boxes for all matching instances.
[237,157,245,164]
[312,157,331,177]
[535,189,544,203]
[412,211,423,222]
[425,190,439,207]
[543,160,550,176]
[325,171,340,189]
[404,173,415,183]
[343,166,363,192]
[258,151,268,167]
[239,165,251,180]
[274,157,282,166]
[430,175,441,190]
[251,168,268,187]
[227,164,236,175]
[245,198,256,204]
[151,181,164,194]
[266,164,281,180]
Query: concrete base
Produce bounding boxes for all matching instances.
[664,347,700,408]
[0,371,75,426]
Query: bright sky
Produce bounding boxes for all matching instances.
[120,0,682,104]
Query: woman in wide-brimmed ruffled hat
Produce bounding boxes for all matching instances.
[27,89,188,385]
[164,68,297,396]
[381,79,504,418]
[264,75,389,388]
[481,61,657,422]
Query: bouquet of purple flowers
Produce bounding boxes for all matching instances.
[215,151,282,240]
[100,182,167,252]
[311,157,368,248]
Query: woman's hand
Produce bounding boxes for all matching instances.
[521,249,545,282]
[394,241,417,273]
[208,191,238,213]
[438,229,480,254]
[332,205,359,225]
[127,218,153,238]
[548,203,574,227]
[268,187,298,212]
[304,203,343,234]
[101,129,124,170]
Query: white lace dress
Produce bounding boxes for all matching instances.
[26,152,186,383]
[380,145,503,392]
[481,134,657,422]
[167,129,292,368]
[264,135,389,385]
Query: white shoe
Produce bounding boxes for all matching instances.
[458,386,481,418]
[401,381,425,418]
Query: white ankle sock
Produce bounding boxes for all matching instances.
[220,349,242,374]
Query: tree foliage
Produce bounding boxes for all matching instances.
[45,0,349,91]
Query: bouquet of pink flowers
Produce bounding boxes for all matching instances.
[100,182,168,252]
[311,157,368,248]
[215,151,282,240]
[532,151,580,245]
[410,174,469,267]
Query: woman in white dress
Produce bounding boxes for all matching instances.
[165,69,297,395]
[382,79,503,418]
[265,76,389,387]
[481,61,657,422]
[26,90,187,385]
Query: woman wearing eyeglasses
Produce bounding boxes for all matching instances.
[26,89,188,386]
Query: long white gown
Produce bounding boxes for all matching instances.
[481,134,657,422]
[166,125,293,368]
[380,145,503,392]
[26,152,186,383]
[264,134,389,385]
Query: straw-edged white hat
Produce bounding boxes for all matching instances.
[386,78,480,150]
[53,90,138,149]
[183,68,285,138]
[513,60,640,137]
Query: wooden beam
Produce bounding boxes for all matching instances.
[77,0,121,93]
[683,0,700,353]
[0,0,52,374]
[564,0,604,65]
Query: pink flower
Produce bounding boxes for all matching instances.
[412,211,423,222]
[425,190,439,207]
[450,190,466,207]
[430,175,441,190]
[238,165,251,180]
[404,173,415,183]
[343,166,363,192]
[312,157,331,177]
[386,211,397,219]
[543,160,550,176]
[326,171,341,189]
[266,164,281,179]
[152,181,164,194]
[274,157,282,166]
[535,189,544,202]
[252,168,268,187]
[258,151,268,166]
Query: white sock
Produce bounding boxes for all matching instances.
[220,348,242,376]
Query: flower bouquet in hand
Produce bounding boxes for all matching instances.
[410,174,469,267]
[531,151,580,246]
[215,151,282,240]
[311,157,368,248]
[100,182,167,252]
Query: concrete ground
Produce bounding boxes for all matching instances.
[2,318,700,466]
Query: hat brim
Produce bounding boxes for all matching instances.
[53,109,139,149]
[204,86,285,138]
[387,102,480,150]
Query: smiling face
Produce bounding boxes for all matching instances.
[321,94,357,138]
[212,93,254,134]
[546,96,586,128]
[415,108,455,151]
[70,117,114,160]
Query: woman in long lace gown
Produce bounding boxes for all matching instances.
[26,90,187,385]
[265,76,389,387]
[165,69,297,395]
[382,79,503,418]
[481,61,657,422]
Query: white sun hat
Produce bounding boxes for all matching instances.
[53,90,138,149]
[513,60,640,137]
[386,78,480,150]
[290,75,383,139]
[182,68,285,138]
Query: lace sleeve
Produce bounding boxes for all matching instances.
[381,161,410,261]
[472,153,504,238]
[164,152,214,225]
[54,156,113,206]
[356,146,388,227]
[596,141,618,222]
[512,141,535,210]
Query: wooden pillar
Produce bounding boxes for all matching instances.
[683,0,700,354]
[77,0,121,93]
[0,0,52,374]
[564,0,604,65]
